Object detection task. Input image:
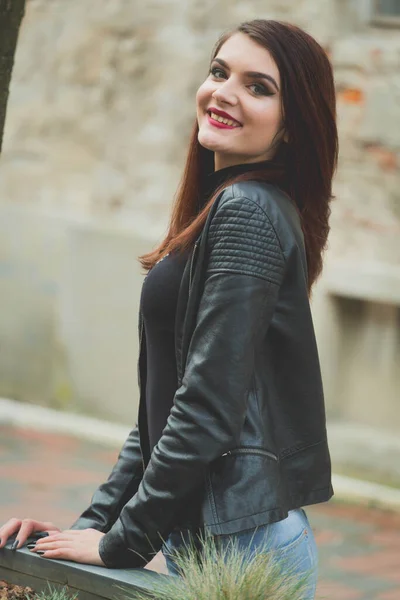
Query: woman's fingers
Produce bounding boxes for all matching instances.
[31,540,75,553]
[0,518,22,548]
[0,519,59,549]
[17,520,60,548]
[28,529,105,566]
[31,531,82,554]
[36,548,76,561]
[34,534,75,550]
[16,520,41,548]
[35,530,82,545]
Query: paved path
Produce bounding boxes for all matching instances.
[1,425,400,599]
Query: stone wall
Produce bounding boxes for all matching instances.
[0,0,399,429]
[0,0,341,231]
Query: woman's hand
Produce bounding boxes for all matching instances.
[0,518,60,549]
[31,528,106,566]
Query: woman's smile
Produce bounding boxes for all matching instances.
[207,108,242,129]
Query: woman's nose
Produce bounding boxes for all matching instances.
[212,83,238,106]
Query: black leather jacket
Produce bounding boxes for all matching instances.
[71,181,333,567]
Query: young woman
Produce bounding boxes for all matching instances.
[0,19,337,598]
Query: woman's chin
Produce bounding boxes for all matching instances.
[198,130,229,153]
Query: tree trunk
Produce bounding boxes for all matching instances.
[0,0,25,153]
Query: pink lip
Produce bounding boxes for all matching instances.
[206,107,242,129]
[208,107,241,123]
[207,114,239,129]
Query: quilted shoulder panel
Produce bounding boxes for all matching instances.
[207,195,285,286]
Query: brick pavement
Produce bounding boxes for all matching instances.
[1,425,400,599]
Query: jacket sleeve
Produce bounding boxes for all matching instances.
[98,194,286,567]
[70,426,144,532]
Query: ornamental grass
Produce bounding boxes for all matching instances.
[131,531,310,600]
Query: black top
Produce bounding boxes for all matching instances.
[140,160,273,453]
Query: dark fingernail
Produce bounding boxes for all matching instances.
[11,541,19,551]
[36,551,45,556]
[27,544,36,550]
[34,532,49,539]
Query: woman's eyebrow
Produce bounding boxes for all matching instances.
[212,57,280,92]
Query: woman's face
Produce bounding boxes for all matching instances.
[196,32,283,171]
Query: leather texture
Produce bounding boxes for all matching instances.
[207,197,285,284]
[70,426,144,533]
[72,181,333,568]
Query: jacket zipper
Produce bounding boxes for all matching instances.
[189,240,199,292]
[139,311,144,351]
[137,312,146,473]
[221,448,278,461]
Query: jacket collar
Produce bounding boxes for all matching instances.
[199,159,275,209]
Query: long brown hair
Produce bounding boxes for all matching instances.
[139,20,338,293]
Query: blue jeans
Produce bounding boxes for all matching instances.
[162,508,317,599]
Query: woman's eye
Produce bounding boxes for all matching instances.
[249,83,272,96]
[210,67,226,79]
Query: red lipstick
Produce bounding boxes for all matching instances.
[207,107,242,129]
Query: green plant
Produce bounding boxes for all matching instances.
[32,584,78,600]
[129,532,310,600]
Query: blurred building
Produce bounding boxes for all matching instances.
[0,1,399,479]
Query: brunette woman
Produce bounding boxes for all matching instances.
[0,19,337,599]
